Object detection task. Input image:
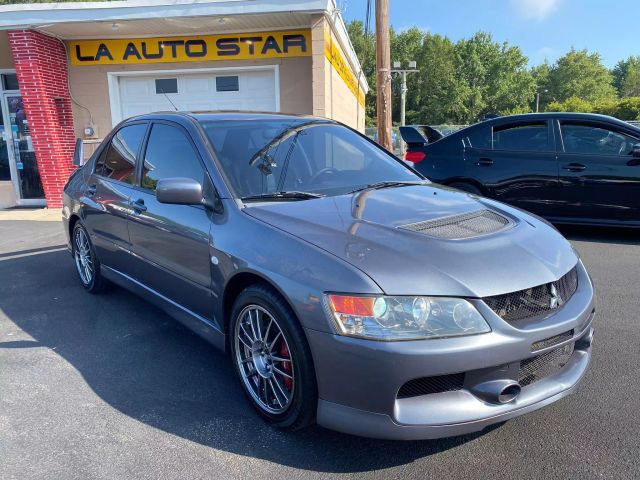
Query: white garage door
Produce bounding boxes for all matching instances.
[115,69,278,122]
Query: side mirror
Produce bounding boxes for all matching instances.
[72,138,84,167]
[156,177,204,205]
[633,143,640,158]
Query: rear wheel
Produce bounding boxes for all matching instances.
[230,284,317,430]
[72,222,110,293]
[449,182,483,195]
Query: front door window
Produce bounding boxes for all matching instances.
[3,95,44,200]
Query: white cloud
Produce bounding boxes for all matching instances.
[510,0,562,20]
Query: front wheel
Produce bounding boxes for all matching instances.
[230,284,317,430]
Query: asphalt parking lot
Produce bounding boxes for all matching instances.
[0,209,638,480]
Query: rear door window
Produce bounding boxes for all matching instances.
[94,123,147,184]
[493,123,550,152]
[466,128,492,149]
[560,123,639,156]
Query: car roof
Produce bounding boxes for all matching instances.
[124,110,333,124]
[478,112,635,128]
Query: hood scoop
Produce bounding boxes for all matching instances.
[399,209,512,240]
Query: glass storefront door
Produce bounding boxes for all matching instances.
[1,94,45,203]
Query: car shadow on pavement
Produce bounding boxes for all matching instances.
[0,250,492,473]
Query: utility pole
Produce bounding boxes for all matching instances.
[375,0,392,151]
[391,61,419,152]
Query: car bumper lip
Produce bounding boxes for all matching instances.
[307,261,595,440]
[316,327,592,440]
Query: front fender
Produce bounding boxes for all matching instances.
[212,202,383,333]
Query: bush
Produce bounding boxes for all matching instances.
[545,96,640,120]
[610,97,640,120]
[546,96,593,113]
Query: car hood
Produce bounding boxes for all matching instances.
[243,185,578,297]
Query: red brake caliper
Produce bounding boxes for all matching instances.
[279,341,293,390]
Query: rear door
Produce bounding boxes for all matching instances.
[126,121,215,320]
[464,120,561,217]
[82,122,148,273]
[556,120,640,222]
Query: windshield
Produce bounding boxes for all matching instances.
[200,119,421,199]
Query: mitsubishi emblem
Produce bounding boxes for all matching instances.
[549,284,563,309]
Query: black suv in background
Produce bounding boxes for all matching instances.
[400,113,640,227]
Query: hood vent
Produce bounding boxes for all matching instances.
[400,209,511,239]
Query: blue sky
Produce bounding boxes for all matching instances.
[340,0,639,68]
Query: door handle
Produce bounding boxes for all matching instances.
[131,198,147,213]
[85,184,97,196]
[562,163,586,172]
[475,158,494,166]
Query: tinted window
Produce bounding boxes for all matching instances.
[560,123,639,156]
[493,123,549,151]
[201,120,418,198]
[95,124,146,183]
[216,76,239,92]
[466,128,492,149]
[155,78,178,94]
[141,124,204,191]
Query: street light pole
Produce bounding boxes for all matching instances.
[392,61,419,152]
[536,89,548,113]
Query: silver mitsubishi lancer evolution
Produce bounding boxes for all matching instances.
[63,112,595,440]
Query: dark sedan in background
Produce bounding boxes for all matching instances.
[400,113,640,227]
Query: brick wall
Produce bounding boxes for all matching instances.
[8,30,76,208]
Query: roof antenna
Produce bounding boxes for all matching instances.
[158,87,178,112]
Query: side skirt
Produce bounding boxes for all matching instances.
[101,265,227,352]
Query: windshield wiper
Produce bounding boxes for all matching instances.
[248,120,333,167]
[348,180,426,194]
[241,191,326,201]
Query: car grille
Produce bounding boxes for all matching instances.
[397,373,465,399]
[400,209,510,239]
[519,342,574,387]
[531,329,574,352]
[483,266,579,324]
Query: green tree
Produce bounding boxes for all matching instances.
[548,49,617,103]
[531,62,552,111]
[412,33,468,124]
[613,56,640,97]
[346,20,376,124]
[455,32,535,123]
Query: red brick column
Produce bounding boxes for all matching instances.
[8,30,76,208]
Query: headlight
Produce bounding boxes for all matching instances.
[326,294,491,341]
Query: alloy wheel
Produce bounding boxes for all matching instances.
[234,305,295,415]
[74,227,94,286]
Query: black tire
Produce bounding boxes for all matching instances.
[229,283,317,430]
[71,222,110,294]
[449,182,483,196]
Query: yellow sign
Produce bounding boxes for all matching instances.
[324,27,366,107]
[69,30,311,66]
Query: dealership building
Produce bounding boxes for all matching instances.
[0,0,367,208]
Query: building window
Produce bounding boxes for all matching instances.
[216,76,239,92]
[1,74,19,91]
[155,78,178,94]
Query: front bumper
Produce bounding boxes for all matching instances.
[307,261,595,440]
